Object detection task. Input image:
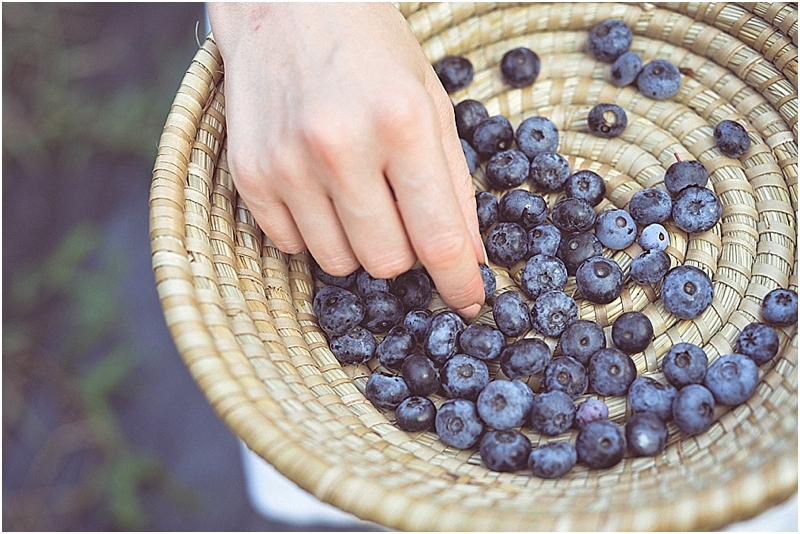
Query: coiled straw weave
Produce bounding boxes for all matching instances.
[150,3,797,530]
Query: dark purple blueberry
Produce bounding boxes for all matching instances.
[435,398,484,449]
[714,119,751,158]
[499,337,551,380]
[519,254,568,301]
[526,223,562,258]
[587,103,628,138]
[313,285,366,337]
[672,186,722,234]
[365,371,410,410]
[529,152,571,193]
[492,290,531,338]
[630,249,671,285]
[704,353,758,405]
[441,353,490,401]
[485,222,528,267]
[391,269,433,311]
[565,169,606,207]
[637,59,681,100]
[330,326,377,365]
[395,396,436,432]
[611,311,653,354]
[477,379,532,430]
[376,325,416,369]
[480,429,532,471]
[672,384,715,434]
[662,342,708,389]
[356,268,391,297]
[575,397,609,427]
[736,322,779,365]
[557,231,603,276]
[551,197,597,233]
[627,376,677,421]
[662,265,714,320]
[459,323,505,361]
[575,420,627,469]
[455,99,489,142]
[762,288,798,327]
[610,51,642,87]
[434,55,474,93]
[475,190,499,233]
[575,256,625,305]
[472,115,514,159]
[595,208,637,250]
[515,116,559,161]
[312,260,357,289]
[401,352,440,397]
[625,412,668,457]
[486,149,531,190]
[424,310,465,365]
[639,223,669,251]
[498,189,548,229]
[403,308,433,345]
[588,347,637,397]
[543,356,589,399]
[628,187,672,225]
[461,138,479,174]
[500,47,541,87]
[360,290,405,334]
[560,320,607,367]
[530,290,578,338]
[530,390,576,436]
[587,19,633,62]
[528,442,577,478]
[479,263,497,302]
[664,160,709,196]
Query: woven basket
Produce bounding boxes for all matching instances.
[150,2,798,531]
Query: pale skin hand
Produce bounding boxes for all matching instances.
[208,3,486,317]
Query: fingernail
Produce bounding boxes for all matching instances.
[456,303,482,319]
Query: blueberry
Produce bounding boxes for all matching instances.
[356,268,391,298]
[588,347,637,396]
[519,254,568,301]
[638,223,669,251]
[461,138,479,174]
[530,290,578,338]
[458,323,505,361]
[479,263,497,302]
[434,55,474,93]
[500,47,541,87]
[424,310,465,365]
[486,149,530,190]
[365,371,410,410]
[565,169,606,207]
[441,353,490,401]
[575,256,625,305]
[401,352,440,397]
[530,390,576,436]
[551,197,597,233]
[330,326,377,365]
[312,261,357,289]
[477,379,532,430]
[736,322,779,365]
[560,320,607,367]
[714,119,751,158]
[672,186,722,234]
[762,288,798,327]
[403,308,433,345]
[360,290,405,333]
[664,160,709,196]
[704,353,759,405]
[486,222,529,267]
[628,187,673,225]
[672,384,715,435]
[625,412,668,457]
[557,231,603,276]
[662,342,709,389]
[476,190,499,233]
[529,152,571,193]
[472,115,515,159]
[575,420,627,469]
[575,397,610,427]
[611,311,653,354]
[662,265,714,319]
[587,19,633,63]
[587,103,628,138]
[543,356,589,399]
[395,396,437,432]
[637,59,681,100]
[313,285,366,337]
[376,325,416,369]
[455,99,489,142]
[515,116,559,161]
[627,376,677,421]
[499,337,551,380]
[630,249,671,285]
[391,269,433,311]
[492,290,532,337]
[610,51,642,87]
[526,223,562,258]
[528,442,577,478]
[435,398,484,449]
[480,429,532,471]
[498,189,548,229]
[595,208,637,250]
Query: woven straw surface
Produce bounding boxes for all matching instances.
[150,3,798,531]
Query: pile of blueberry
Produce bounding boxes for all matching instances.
[310,19,794,478]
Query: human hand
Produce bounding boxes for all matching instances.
[208,2,486,317]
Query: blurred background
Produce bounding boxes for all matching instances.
[2,3,332,530]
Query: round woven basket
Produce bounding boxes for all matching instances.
[150,2,798,531]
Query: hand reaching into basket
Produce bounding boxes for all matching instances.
[208,3,486,318]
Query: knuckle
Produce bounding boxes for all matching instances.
[315,254,360,278]
[361,252,417,280]
[415,227,469,268]
[376,87,431,138]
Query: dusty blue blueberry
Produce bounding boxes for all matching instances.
[377,325,416,369]
[391,269,433,311]
[611,311,653,354]
[492,290,531,337]
[560,320,606,367]
[424,310,465,365]
[527,223,562,258]
[499,337,551,380]
[762,288,798,327]
[544,356,589,399]
[476,190,499,233]
[461,138,479,174]
[365,371,410,410]
[630,249,671,285]
[459,323,505,361]
[628,376,677,421]
[480,429,532,472]
[625,412,668,457]
[515,116,559,161]
[528,442,577,478]
[455,99,489,142]
[361,290,405,334]
[610,51,642,87]
[565,169,606,207]
[587,19,633,62]
[588,348,637,396]
[330,326,377,365]
[575,256,625,305]
[595,208,637,250]
[486,222,529,267]
[672,384,715,435]
[714,120,751,158]
[395,396,436,432]
[575,397,609,427]
[401,352,440,397]
[704,353,758,405]
[500,47,541,87]
[486,149,530,190]
[662,265,714,320]
[519,254,568,301]
[435,398,484,449]
[441,354,490,400]
[313,285,366,337]
[530,390,576,436]
[672,186,722,234]
[664,160,709,196]
[736,322,779,365]
[472,115,515,159]
[477,379,532,430]
[639,223,669,251]
[629,187,672,225]
[313,260,357,289]
[557,231,603,276]
[662,342,708,389]
[530,290,578,338]
[551,197,597,233]
[498,189,548,229]
[575,420,627,469]
[480,263,497,302]
[434,55,474,93]
[356,268,391,297]
[637,59,681,100]
[529,152,571,193]
[587,103,627,138]
[403,308,433,345]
